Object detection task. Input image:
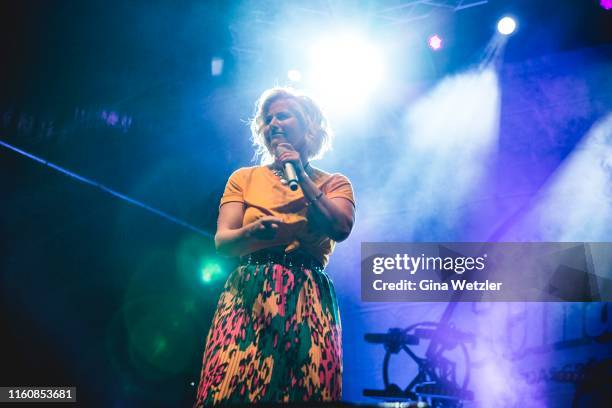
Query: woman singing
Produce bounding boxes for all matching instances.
[195,87,355,406]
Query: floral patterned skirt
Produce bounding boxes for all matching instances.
[194,262,342,406]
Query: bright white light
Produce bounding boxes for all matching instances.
[308,32,384,113]
[497,16,517,35]
[287,69,302,82]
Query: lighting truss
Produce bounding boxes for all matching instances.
[374,0,489,25]
[228,0,490,61]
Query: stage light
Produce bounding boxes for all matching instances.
[428,34,443,51]
[211,57,224,76]
[497,17,517,35]
[287,69,302,82]
[308,31,384,112]
[200,263,223,283]
[601,0,612,10]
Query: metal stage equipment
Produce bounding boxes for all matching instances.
[364,323,475,408]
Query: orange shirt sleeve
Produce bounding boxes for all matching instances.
[324,173,355,206]
[219,168,250,207]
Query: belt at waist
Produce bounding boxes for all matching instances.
[240,249,324,272]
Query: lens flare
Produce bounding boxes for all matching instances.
[201,263,223,283]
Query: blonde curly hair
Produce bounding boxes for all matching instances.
[250,87,333,164]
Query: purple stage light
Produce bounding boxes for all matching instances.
[601,0,612,10]
[428,34,442,51]
[101,110,118,126]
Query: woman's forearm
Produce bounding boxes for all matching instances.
[215,215,283,256]
[215,227,251,256]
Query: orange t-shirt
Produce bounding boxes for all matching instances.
[219,165,355,267]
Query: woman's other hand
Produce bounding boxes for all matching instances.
[215,202,285,256]
[245,216,283,240]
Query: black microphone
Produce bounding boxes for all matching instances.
[284,162,299,191]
